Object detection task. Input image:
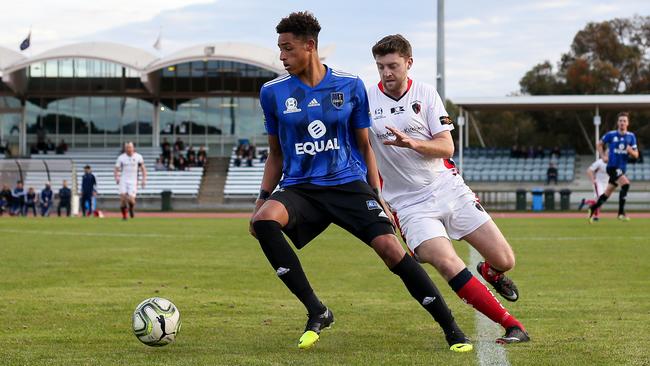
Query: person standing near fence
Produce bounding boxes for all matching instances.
[80,165,97,217]
[11,181,25,216]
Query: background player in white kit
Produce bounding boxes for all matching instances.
[367,34,529,344]
[114,142,147,220]
[579,153,609,222]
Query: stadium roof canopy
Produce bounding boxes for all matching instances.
[453,95,650,111]
[0,46,26,77]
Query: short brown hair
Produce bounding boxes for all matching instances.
[276,11,321,47]
[372,34,412,58]
[617,111,630,119]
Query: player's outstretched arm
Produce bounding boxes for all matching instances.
[140,162,147,188]
[383,127,454,159]
[249,135,283,237]
[114,166,120,184]
[586,168,595,183]
[596,141,607,162]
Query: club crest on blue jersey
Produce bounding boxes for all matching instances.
[331,92,345,109]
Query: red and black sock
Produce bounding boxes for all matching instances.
[449,268,524,331]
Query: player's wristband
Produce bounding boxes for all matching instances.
[258,189,271,200]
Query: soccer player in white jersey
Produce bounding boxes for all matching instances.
[114,142,146,220]
[367,34,529,344]
[579,153,609,221]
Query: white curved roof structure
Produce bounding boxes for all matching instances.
[145,42,285,74]
[0,46,26,76]
[3,42,157,73]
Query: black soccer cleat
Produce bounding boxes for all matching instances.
[129,206,135,218]
[298,308,334,349]
[477,262,519,302]
[496,326,530,344]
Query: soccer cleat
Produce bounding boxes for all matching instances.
[477,262,519,302]
[129,207,135,218]
[617,214,630,221]
[578,198,586,211]
[444,323,473,352]
[587,207,597,224]
[496,326,530,344]
[298,308,334,349]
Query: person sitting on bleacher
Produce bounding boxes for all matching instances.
[177,156,188,171]
[155,157,167,171]
[57,180,72,217]
[47,139,55,152]
[174,137,185,152]
[161,137,171,156]
[551,146,561,159]
[535,145,545,158]
[259,148,268,163]
[0,184,11,216]
[11,181,25,216]
[546,162,558,185]
[187,154,197,167]
[56,139,68,155]
[186,147,196,161]
[510,145,520,158]
[24,187,38,217]
[197,147,207,167]
[40,182,53,217]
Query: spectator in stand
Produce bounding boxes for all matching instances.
[177,156,188,171]
[40,182,53,217]
[186,146,196,162]
[56,139,68,154]
[197,146,207,167]
[57,180,72,217]
[546,162,558,185]
[187,154,197,167]
[235,142,256,167]
[525,145,535,159]
[510,145,520,158]
[535,145,545,158]
[259,148,268,163]
[80,165,97,217]
[0,184,11,216]
[161,137,171,156]
[551,146,561,159]
[24,187,38,216]
[11,181,25,216]
[47,139,56,152]
[155,157,167,171]
[174,137,185,152]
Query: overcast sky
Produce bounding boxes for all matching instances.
[2,0,649,99]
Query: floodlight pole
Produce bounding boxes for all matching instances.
[593,105,601,160]
[436,0,445,103]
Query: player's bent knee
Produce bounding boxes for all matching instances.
[371,235,405,267]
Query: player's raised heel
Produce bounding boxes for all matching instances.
[298,308,334,349]
[477,262,519,302]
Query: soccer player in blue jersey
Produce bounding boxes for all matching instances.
[249,11,471,352]
[589,112,639,222]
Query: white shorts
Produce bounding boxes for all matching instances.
[394,172,491,254]
[119,180,138,197]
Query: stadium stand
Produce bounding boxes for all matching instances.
[223,147,266,198]
[459,147,576,182]
[37,147,204,196]
[627,149,650,181]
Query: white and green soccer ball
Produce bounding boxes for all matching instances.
[132,297,181,346]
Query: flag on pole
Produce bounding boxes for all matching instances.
[153,32,162,51]
[20,30,31,51]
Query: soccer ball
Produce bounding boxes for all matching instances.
[132,297,181,346]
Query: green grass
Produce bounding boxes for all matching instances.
[0,217,649,365]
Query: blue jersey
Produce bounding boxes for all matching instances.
[260,66,371,187]
[601,130,637,171]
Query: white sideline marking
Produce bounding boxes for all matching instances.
[469,246,510,366]
[0,228,215,239]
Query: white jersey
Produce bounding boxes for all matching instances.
[588,158,609,195]
[115,152,144,183]
[368,79,454,211]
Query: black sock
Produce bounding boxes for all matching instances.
[591,194,608,210]
[253,220,326,316]
[618,184,629,216]
[389,254,460,337]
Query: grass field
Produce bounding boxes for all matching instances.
[1,217,649,365]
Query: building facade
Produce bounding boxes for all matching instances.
[0,42,289,156]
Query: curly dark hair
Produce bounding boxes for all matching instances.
[372,34,412,58]
[276,11,321,47]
